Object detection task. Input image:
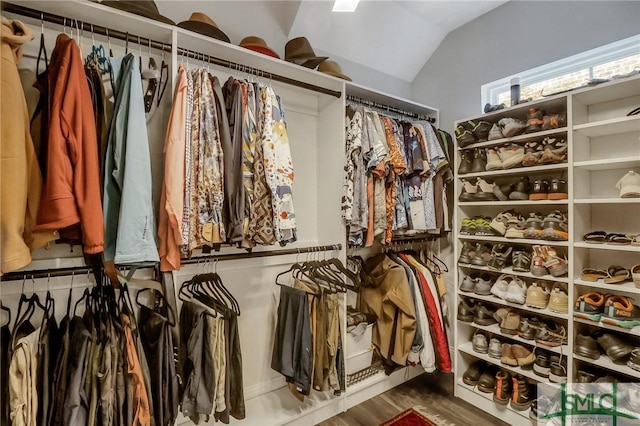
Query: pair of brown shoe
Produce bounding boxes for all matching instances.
[501,342,535,369]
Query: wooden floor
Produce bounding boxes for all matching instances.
[318,373,509,426]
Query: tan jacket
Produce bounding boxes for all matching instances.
[358,254,417,366]
[1,17,57,274]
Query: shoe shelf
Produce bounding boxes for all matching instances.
[574,242,640,253]
[574,197,640,204]
[574,278,640,296]
[573,156,640,171]
[455,380,531,423]
[459,290,569,321]
[458,128,568,151]
[461,321,567,355]
[573,115,640,138]
[570,75,640,107]
[459,342,554,384]
[458,163,568,179]
[459,263,570,284]
[573,354,640,380]
[458,235,569,247]
[459,200,569,206]
[573,317,640,337]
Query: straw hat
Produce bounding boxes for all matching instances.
[284,37,328,69]
[178,12,230,43]
[239,36,279,59]
[318,60,351,81]
[97,0,175,25]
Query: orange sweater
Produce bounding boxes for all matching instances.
[35,34,104,254]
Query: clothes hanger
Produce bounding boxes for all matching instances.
[1,303,10,328]
[156,45,169,107]
[142,38,159,113]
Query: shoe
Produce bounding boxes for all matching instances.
[487,123,504,141]
[472,274,492,296]
[475,178,498,201]
[471,243,493,266]
[509,176,531,200]
[602,295,640,328]
[499,117,526,138]
[459,274,477,292]
[539,138,567,165]
[493,307,512,324]
[459,217,477,235]
[529,179,549,201]
[536,321,567,347]
[533,349,551,378]
[518,316,540,340]
[503,277,526,305]
[526,282,550,309]
[471,148,487,173]
[490,275,510,300]
[500,311,521,335]
[627,349,640,372]
[488,338,503,359]
[459,179,478,202]
[541,112,566,130]
[490,210,517,236]
[530,395,554,421]
[549,358,567,383]
[473,216,496,236]
[511,247,532,272]
[473,303,498,326]
[616,171,640,198]
[458,242,476,264]
[472,330,489,354]
[493,181,515,201]
[488,243,512,271]
[455,122,476,147]
[574,334,602,360]
[484,103,505,114]
[574,292,605,321]
[477,366,497,392]
[541,246,568,277]
[530,245,549,277]
[523,212,544,239]
[497,144,525,169]
[548,282,569,314]
[504,214,526,239]
[510,375,535,411]
[501,343,518,366]
[485,148,503,171]
[522,141,544,167]
[493,370,512,405]
[525,108,545,133]
[573,370,598,395]
[511,345,535,369]
[457,298,477,322]
[462,361,485,386]
[547,179,568,200]
[469,120,492,141]
[594,332,634,361]
[458,150,473,175]
[541,211,569,241]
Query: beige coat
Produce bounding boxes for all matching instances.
[9,327,40,426]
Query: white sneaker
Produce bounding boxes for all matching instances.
[504,276,527,305]
[486,148,503,170]
[490,273,510,299]
[498,144,525,169]
[616,171,640,198]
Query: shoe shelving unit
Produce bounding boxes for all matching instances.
[453,74,640,425]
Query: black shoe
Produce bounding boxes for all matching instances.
[456,123,476,147]
[533,349,551,378]
[595,332,634,361]
[493,181,515,201]
[628,349,640,372]
[487,243,512,271]
[530,179,550,201]
[477,366,498,393]
[473,303,498,326]
[471,148,488,173]
[548,178,568,200]
[574,334,602,360]
[510,375,535,411]
[484,103,505,113]
[458,150,473,175]
[457,298,477,322]
[512,247,532,272]
[509,176,531,200]
[517,316,540,341]
[462,361,485,386]
[493,370,512,405]
[549,357,567,383]
[470,120,492,141]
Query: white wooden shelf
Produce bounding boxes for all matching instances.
[459,290,569,320]
[458,163,568,179]
[458,263,570,284]
[571,75,640,108]
[573,317,640,337]
[574,278,640,295]
[573,156,640,171]
[573,115,640,137]
[459,128,569,151]
[460,321,567,355]
[456,380,530,422]
[573,354,640,380]
[574,242,640,252]
[459,200,569,206]
[458,235,569,247]
[574,198,640,204]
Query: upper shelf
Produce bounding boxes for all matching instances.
[456,95,568,125]
[573,115,640,138]
[570,75,640,106]
[458,163,568,179]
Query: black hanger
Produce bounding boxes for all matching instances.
[156,46,169,107]
[1,304,11,327]
[136,287,176,326]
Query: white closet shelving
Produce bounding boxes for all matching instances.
[453,74,640,424]
[1,1,441,425]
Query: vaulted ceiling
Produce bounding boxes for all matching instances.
[157,0,507,82]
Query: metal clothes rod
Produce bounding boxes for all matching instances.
[0,243,343,281]
[346,94,436,123]
[2,2,172,54]
[177,47,342,98]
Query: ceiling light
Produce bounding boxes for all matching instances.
[332,0,360,12]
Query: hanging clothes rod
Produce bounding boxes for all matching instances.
[346,94,436,123]
[177,47,342,98]
[0,243,343,282]
[2,2,172,53]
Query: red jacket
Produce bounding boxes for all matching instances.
[35,34,104,254]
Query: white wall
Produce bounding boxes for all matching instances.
[411,0,640,134]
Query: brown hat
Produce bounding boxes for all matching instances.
[285,37,328,69]
[239,36,279,59]
[318,60,351,81]
[178,12,230,43]
[97,0,175,25]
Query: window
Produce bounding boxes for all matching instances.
[482,35,640,111]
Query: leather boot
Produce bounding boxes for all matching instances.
[510,375,535,411]
[493,370,512,405]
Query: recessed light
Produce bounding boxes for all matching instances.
[332,0,360,12]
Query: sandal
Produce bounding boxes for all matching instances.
[605,233,632,245]
[603,265,631,284]
[583,231,607,244]
[581,268,608,282]
[630,234,640,247]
